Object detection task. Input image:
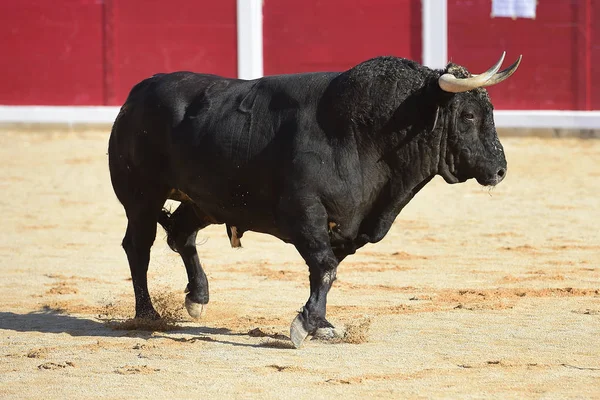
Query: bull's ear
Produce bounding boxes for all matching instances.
[425,77,455,106]
[428,106,440,133]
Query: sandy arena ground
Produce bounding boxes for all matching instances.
[0,129,598,399]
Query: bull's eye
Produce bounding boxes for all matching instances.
[462,112,475,121]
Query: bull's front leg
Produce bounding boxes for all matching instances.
[280,202,344,348]
[290,247,341,348]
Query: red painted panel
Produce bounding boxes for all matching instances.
[591,2,600,110]
[0,0,104,105]
[263,0,421,75]
[448,1,585,110]
[110,0,237,105]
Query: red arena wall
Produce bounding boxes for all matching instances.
[0,1,105,105]
[0,0,597,110]
[0,0,236,106]
[263,0,422,75]
[447,0,599,111]
[107,0,237,104]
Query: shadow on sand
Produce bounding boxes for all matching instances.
[0,308,294,349]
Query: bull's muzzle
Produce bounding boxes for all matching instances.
[476,166,507,186]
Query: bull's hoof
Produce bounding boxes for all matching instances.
[135,307,161,321]
[312,326,345,341]
[185,296,207,319]
[290,313,310,349]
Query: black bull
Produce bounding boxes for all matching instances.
[108,54,519,348]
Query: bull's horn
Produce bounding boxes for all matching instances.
[479,55,522,87]
[438,52,506,93]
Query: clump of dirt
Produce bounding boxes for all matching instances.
[46,282,79,295]
[323,371,421,385]
[325,378,353,385]
[108,318,179,332]
[37,361,75,370]
[341,316,371,344]
[27,348,52,359]
[100,288,186,332]
[409,295,433,301]
[132,343,158,350]
[258,339,296,349]
[266,364,306,372]
[151,290,187,322]
[531,288,599,297]
[248,327,289,340]
[172,336,216,343]
[454,302,514,311]
[438,289,515,311]
[391,251,428,260]
[572,308,600,315]
[500,244,539,253]
[115,365,160,375]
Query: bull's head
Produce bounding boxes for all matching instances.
[436,52,521,186]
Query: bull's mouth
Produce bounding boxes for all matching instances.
[475,174,503,187]
[438,158,460,183]
[440,168,467,184]
[445,158,506,187]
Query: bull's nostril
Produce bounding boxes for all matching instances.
[497,168,506,178]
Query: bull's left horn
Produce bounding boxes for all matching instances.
[480,55,522,87]
[438,52,506,93]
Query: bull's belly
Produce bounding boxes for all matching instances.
[166,169,371,247]
[169,186,287,241]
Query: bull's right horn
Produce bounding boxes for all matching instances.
[438,52,506,93]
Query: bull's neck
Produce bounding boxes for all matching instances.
[355,110,444,243]
[382,131,441,211]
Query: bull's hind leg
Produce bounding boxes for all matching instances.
[122,209,163,320]
[109,147,169,319]
[158,202,211,319]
